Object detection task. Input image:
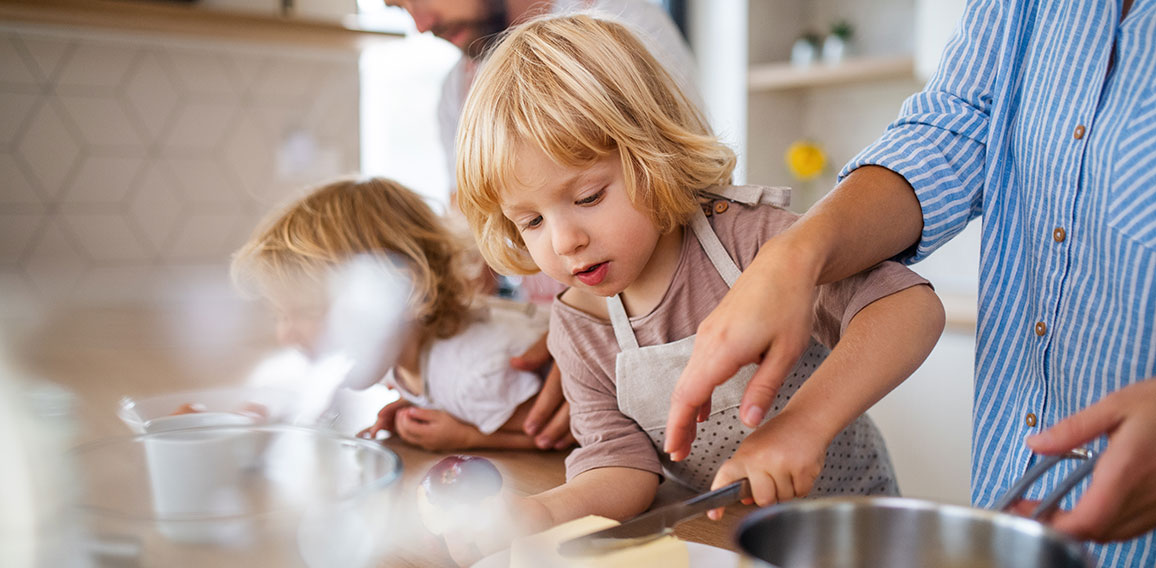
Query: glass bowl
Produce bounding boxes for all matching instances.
[71,424,402,568]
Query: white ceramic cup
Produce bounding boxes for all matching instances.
[142,412,256,543]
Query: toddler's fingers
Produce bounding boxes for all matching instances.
[707,469,745,521]
[535,401,571,449]
[394,413,418,443]
[748,472,779,509]
[553,432,576,451]
[774,472,796,503]
[404,407,436,424]
[524,364,564,436]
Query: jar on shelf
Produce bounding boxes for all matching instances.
[822,20,854,63]
[790,32,822,67]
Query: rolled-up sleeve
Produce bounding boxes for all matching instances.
[841,0,1008,264]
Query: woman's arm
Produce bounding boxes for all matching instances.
[666,0,1009,461]
[665,166,924,461]
[707,283,944,513]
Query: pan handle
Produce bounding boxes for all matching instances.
[992,448,1099,519]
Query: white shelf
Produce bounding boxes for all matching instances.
[0,0,401,49]
[749,54,915,91]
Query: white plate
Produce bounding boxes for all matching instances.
[472,541,740,567]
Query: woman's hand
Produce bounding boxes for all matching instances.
[511,333,576,450]
[665,167,924,464]
[357,398,413,439]
[665,240,820,462]
[394,407,480,451]
[1021,377,1156,542]
[706,407,831,519]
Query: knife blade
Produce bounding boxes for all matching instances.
[556,478,751,557]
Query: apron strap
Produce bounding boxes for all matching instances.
[606,295,640,351]
[701,184,791,208]
[606,184,787,350]
[690,209,743,287]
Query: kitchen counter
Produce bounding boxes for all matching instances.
[7,304,752,567]
[379,440,755,567]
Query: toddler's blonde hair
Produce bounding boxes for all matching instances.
[456,14,736,275]
[231,177,475,342]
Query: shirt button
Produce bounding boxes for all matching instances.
[713,200,729,214]
[1053,227,1066,242]
[1035,321,1047,336]
[1025,412,1037,427]
[1074,124,1086,139]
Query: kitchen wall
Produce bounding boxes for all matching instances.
[0,22,361,317]
[744,0,926,209]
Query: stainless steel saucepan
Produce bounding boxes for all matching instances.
[736,449,1098,568]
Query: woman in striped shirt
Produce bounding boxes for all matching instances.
[666,1,1156,566]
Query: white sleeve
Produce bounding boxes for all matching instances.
[438,58,469,191]
[424,308,547,434]
[457,364,542,435]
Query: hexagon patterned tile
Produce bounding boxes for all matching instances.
[0,25,360,304]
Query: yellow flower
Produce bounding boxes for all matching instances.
[785,140,827,181]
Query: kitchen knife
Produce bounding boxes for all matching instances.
[557,478,751,557]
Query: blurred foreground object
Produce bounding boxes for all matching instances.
[72,425,403,567]
[0,352,83,567]
[417,455,502,535]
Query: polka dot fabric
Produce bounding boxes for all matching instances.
[643,343,899,496]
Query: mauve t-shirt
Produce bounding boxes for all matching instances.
[547,195,930,481]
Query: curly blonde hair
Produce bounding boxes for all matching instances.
[231,177,476,342]
[456,14,736,275]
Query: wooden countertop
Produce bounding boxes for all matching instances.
[0,0,401,49]
[379,441,755,567]
[10,305,752,567]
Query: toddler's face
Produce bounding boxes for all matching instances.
[268,292,327,359]
[499,145,671,299]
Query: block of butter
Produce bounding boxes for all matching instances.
[509,515,689,568]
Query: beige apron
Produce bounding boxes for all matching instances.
[608,185,898,495]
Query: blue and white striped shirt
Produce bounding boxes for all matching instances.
[843,1,1156,565]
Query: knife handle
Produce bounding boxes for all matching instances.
[681,478,751,518]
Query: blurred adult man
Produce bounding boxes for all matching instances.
[386,0,700,189]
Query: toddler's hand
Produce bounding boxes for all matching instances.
[394,407,478,451]
[511,332,574,449]
[707,408,830,520]
[357,398,413,440]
